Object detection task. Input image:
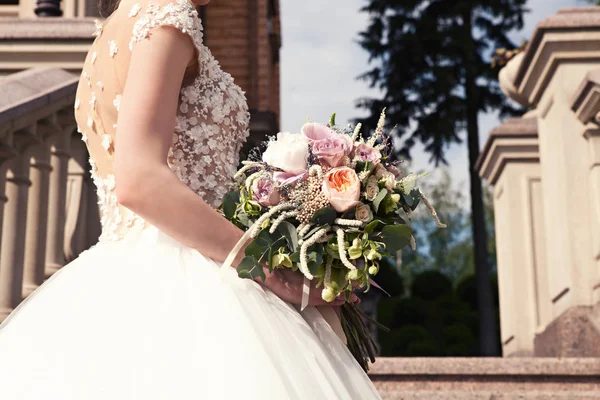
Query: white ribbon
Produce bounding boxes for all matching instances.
[221,222,312,311]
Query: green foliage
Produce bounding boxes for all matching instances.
[380,225,413,254]
[311,207,337,226]
[377,270,483,357]
[356,0,527,162]
[373,168,500,357]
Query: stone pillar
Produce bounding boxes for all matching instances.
[571,70,600,305]
[22,143,52,298]
[45,132,70,278]
[488,8,600,357]
[477,117,546,356]
[0,154,32,321]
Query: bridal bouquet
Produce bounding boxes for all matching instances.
[220,110,445,371]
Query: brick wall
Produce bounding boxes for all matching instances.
[202,0,281,132]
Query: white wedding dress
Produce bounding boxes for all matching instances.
[0,0,382,399]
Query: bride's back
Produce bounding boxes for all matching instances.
[74,0,250,242]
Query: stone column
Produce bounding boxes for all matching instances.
[0,154,32,321]
[22,143,52,298]
[0,141,18,254]
[587,127,600,303]
[571,69,600,304]
[45,132,70,278]
[477,117,546,356]
[496,8,600,357]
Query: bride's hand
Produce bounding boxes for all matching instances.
[258,268,358,307]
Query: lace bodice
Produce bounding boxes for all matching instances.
[74,0,250,242]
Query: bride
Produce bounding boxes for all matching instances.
[0,0,382,398]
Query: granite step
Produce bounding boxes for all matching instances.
[369,358,600,399]
[379,390,600,400]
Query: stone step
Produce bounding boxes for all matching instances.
[380,391,600,400]
[369,358,600,399]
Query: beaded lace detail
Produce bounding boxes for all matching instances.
[74,0,250,243]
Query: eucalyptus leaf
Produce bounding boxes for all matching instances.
[277,221,299,252]
[222,191,238,220]
[381,225,413,253]
[311,207,337,226]
[364,219,382,234]
[236,256,266,281]
[236,211,253,228]
[245,229,284,263]
[372,188,388,213]
[306,243,324,276]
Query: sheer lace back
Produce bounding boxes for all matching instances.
[74,0,250,242]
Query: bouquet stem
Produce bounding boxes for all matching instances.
[339,302,389,373]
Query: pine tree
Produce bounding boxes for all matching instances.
[357,0,527,356]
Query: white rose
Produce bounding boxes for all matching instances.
[365,176,379,201]
[355,202,373,224]
[262,132,309,175]
[382,173,396,191]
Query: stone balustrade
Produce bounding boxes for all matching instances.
[0,67,100,322]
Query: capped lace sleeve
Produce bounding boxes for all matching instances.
[128,0,203,52]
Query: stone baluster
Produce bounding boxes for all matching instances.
[0,141,18,253]
[22,118,55,297]
[45,130,71,279]
[34,0,63,17]
[0,129,37,321]
[64,138,89,262]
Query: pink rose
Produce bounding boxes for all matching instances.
[251,175,280,207]
[354,143,381,164]
[312,135,353,167]
[301,122,337,141]
[322,167,361,212]
[273,171,305,186]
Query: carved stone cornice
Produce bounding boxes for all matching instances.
[510,7,600,106]
[476,117,540,185]
[572,69,600,127]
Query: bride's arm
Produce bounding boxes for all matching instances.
[114,27,246,267]
[113,27,348,307]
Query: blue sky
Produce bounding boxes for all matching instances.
[279,0,582,205]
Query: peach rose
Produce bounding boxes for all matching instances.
[322,167,361,212]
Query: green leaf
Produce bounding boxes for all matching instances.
[311,207,337,226]
[329,112,336,127]
[222,193,235,220]
[236,256,266,281]
[245,240,268,260]
[277,221,299,252]
[245,229,283,263]
[306,243,324,276]
[290,251,301,263]
[236,210,253,228]
[381,224,413,253]
[364,219,382,234]
[372,188,388,213]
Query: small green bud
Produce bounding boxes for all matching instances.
[368,265,379,275]
[346,269,360,281]
[322,286,337,303]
